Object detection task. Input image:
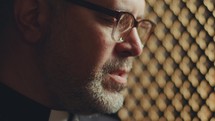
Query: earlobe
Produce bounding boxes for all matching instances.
[14,0,48,44]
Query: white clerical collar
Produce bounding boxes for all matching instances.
[49,110,70,121]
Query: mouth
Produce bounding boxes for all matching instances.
[102,68,130,92]
[108,69,129,85]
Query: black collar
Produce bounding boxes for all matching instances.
[0,83,120,121]
[0,83,51,121]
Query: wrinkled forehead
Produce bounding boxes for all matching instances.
[90,0,146,18]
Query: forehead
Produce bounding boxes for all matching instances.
[91,0,146,18]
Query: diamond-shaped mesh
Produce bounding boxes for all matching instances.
[118,1,215,121]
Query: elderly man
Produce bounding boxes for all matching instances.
[0,0,154,121]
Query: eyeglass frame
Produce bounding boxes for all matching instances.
[66,0,155,43]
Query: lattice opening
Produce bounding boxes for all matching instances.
[118,1,215,121]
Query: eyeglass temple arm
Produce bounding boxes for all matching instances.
[67,0,120,18]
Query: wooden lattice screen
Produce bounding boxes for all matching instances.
[118,0,215,121]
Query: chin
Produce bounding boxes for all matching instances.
[84,78,125,114]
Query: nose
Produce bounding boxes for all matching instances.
[115,28,143,57]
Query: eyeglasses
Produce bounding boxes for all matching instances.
[67,0,155,45]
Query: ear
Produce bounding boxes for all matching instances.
[14,0,49,44]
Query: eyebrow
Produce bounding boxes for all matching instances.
[68,0,119,17]
[68,0,145,22]
[115,7,145,21]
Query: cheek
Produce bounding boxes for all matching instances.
[68,25,114,72]
[51,10,115,77]
[77,31,114,73]
[87,28,115,67]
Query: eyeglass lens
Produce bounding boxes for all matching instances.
[112,13,153,45]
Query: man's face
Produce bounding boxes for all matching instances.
[40,0,145,114]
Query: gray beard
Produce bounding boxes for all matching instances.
[84,58,132,113]
[38,10,132,113]
[85,68,125,114]
[65,59,131,114]
[39,56,131,114]
[53,59,131,114]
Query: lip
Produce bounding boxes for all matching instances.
[108,69,129,84]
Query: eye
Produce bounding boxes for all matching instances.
[97,15,117,27]
[104,17,116,24]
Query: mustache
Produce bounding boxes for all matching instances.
[102,58,133,74]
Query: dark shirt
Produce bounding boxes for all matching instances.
[0,83,120,121]
[0,83,50,121]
